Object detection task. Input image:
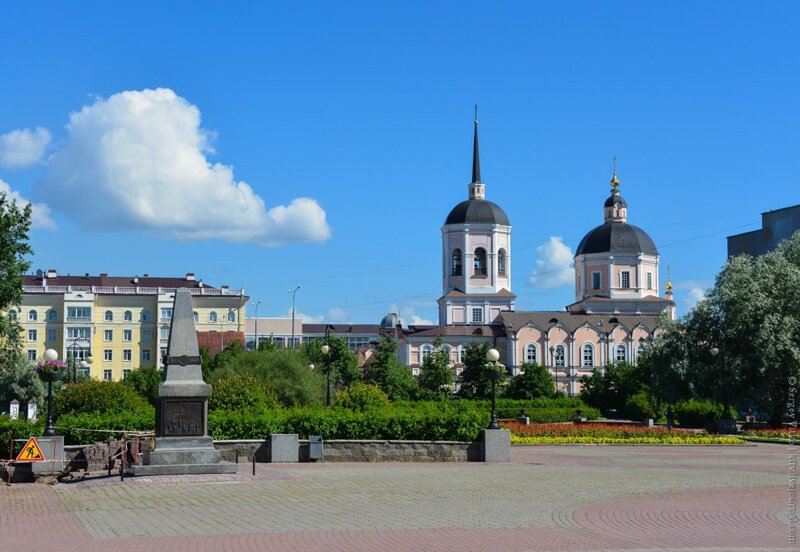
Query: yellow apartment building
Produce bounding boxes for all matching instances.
[11,269,247,381]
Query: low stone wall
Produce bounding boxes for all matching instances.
[214,439,482,463]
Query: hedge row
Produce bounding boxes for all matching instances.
[55,410,155,445]
[0,416,44,459]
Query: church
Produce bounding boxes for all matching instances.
[384,116,676,395]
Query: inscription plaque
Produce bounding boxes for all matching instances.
[162,400,204,436]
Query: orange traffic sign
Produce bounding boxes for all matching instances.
[16,437,45,462]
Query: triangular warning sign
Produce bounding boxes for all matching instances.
[16,437,45,462]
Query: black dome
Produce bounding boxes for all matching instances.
[445,199,510,226]
[604,193,628,208]
[576,222,658,256]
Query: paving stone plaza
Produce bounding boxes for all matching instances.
[2,443,795,551]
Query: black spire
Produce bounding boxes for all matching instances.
[471,105,481,184]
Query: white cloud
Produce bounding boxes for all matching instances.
[528,236,574,288]
[286,307,350,324]
[0,178,56,230]
[671,279,712,292]
[683,287,706,311]
[36,88,331,246]
[391,303,435,326]
[0,127,51,168]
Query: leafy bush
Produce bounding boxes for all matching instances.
[121,367,163,405]
[464,398,599,421]
[335,383,390,411]
[0,415,43,458]
[56,410,155,445]
[504,364,554,400]
[625,392,664,422]
[53,380,151,419]
[209,402,488,442]
[209,374,278,412]
[673,399,737,428]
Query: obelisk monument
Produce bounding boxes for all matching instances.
[132,288,236,475]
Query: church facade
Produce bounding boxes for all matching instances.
[390,117,675,394]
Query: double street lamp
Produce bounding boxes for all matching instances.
[41,348,59,436]
[68,337,93,383]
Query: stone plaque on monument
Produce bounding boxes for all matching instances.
[132,288,236,476]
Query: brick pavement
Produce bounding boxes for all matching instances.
[1,443,795,551]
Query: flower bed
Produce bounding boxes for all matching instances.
[739,428,798,443]
[503,422,745,445]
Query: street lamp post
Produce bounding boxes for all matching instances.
[252,299,262,351]
[68,337,93,383]
[289,285,301,350]
[485,348,501,430]
[321,343,331,406]
[42,349,59,437]
[550,346,559,395]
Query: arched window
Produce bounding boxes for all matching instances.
[208,311,218,323]
[28,310,38,321]
[498,248,507,276]
[554,344,566,367]
[123,310,133,322]
[104,310,113,322]
[582,344,594,367]
[8,309,17,320]
[473,248,487,276]
[525,343,537,364]
[452,249,462,276]
[47,309,57,321]
[193,311,199,323]
[142,310,151,322]
[615,343,627,364]
[442,344,453,363]
[227,311,236,323]
[421,344,433,363]
[636,343,645,363]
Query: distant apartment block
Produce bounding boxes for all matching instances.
[728,204,800,257]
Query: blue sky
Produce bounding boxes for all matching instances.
[1,1,798,324]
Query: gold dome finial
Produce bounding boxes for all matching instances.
[665,264,673,292]
[610,155,620,190]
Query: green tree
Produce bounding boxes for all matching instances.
[121,367,164,405]
[579,362,645,415]
[0,192,32,370]
[364,334,417,400]
[0,355,46,411]
[505,363,554,400]
[457,342,503,399]
[307,335,362,391]
[417,337,454,399]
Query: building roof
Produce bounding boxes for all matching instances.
[575,222,658,256]
[500,311,659,334]
[24,273,213,289]
[604,192,628,208]
[445,199,510,226]
[405,325,505,338]
[197,331,245,357]
[441,288,516,298]
[303,324,383,335]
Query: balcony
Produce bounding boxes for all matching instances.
[159,317,172,324]
[66,317,92,323]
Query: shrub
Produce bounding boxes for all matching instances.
[56,410,155,445]
[0,415,43,458]
[504,364,554,400]
[335,383,390,411]
[53,380,151,419]
[121,367,163,405]
[464,398,599,421]
[209,374,278,412]
[673,399,737,428]
[625,392,664,422]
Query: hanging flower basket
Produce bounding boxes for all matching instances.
[36,360,68,382]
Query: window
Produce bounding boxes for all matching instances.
[421,345,433,363]
[615,344,627,364]
[582,344,594,367]
[67,307,91,319]
[452,249,462,276]
[47,309,57,321]
[193,311,199,323]
[554,345,566,367]
[142,310,151,322]
[592,272,601,290]
[104,310,113,321]
[104,330,113,341]
[28,350,37,361]
[27,329,37,341]
[498,248,507,276]
[646,272,653,289]
[104,349,113,362]
[473,248,487,276]
[142,349,151,362]
[123,349,132,362]
[124,310,133,322]
[28,310,37,321]
[103,370,112,381]
[525,343,537,365]
[160,348,167,360]
[122,369,131,379]
[8,309,17,320]
[208,311,218,323]
[46,329,57,342]
[123,330,132,342]
[227,311,236,323]
[159,327,170,340]
[160,308,172,320]
[636,344,645,362]
[442,344,453,362]
[142,329,152,342]
[67,327,91,339]
[620,271,631,289]
[471,307,483,323]
[456,344,464,364]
